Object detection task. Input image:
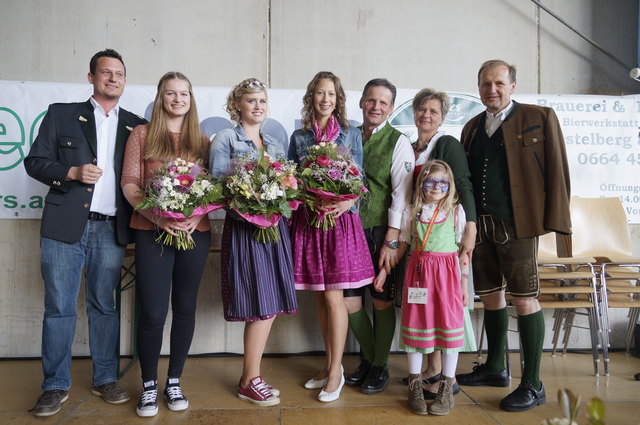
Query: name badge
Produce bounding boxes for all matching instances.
[408,287,428,304]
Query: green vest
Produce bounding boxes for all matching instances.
[360,123,403,229]
[468,116,512,219]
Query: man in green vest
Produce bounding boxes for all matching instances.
[344,78,414,394]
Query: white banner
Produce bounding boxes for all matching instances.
[1,81,639,221]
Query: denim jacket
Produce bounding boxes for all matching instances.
[209,125,286,177]
[288,124,364,212]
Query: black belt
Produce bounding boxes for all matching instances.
[88,212,116,221]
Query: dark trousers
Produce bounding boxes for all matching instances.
[135,229,211,382]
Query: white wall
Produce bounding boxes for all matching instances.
[0,0,639,358]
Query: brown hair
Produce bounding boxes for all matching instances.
[360,78,397,107]
[300,71,349,131]
[144,72,207,163]
[89,48,125,75]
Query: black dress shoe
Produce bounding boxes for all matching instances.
[635,372,640,381]
[423,381,460,400]
[499,381,546,412]
[456,363,509,387]
[402,373,442,386]
[345,360,371,387]
[361,365,389,394]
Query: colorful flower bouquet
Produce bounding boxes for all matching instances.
[298,141,368,230]
[218,150,301,243]
[136,158,223,250]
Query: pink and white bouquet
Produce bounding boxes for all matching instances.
[218,150,301,243]
[136,158,223,250]
[298,141,368,230]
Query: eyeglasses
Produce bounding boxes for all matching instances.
[240,78,266,89]
[423,178,449,192]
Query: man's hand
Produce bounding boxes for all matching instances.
[378,244,400,274]
[67,164,103,184]
[459,221,477,260]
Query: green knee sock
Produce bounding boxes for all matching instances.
[348,308,375,363]
[484,307,508,372]
[372,306,396,367]
[518,310,544,390]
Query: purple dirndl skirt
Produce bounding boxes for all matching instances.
[290,206,374,291]
[220,215,297,322]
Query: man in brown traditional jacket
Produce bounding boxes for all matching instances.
[456,59,571,412]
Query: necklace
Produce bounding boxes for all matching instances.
[411,140,428,153]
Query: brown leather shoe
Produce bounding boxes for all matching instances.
[92,381,130,404]
[30,390,69,417]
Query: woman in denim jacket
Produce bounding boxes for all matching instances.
[288,71,374,403]
[209,78,297,407]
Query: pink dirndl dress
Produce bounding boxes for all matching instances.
[290,206,374,291]
[401,206,464,354]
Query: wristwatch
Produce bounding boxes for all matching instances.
[383,239,399,249]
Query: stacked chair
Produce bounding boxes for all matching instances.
[569,197,640,375]
[473,231,601,376]
[536,232,603,375]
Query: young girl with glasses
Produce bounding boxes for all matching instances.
[374,159,469,416]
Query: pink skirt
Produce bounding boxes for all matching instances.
[290,206,374,291]
[401,251,464,353]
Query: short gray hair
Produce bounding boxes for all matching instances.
[477,60,516,85]
[411,88,450,119]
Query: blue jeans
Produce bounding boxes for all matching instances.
[40,220,125,391]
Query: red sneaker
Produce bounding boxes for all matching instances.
[237,376,280,406]
[237,378,280,397]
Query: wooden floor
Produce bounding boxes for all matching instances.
[2,351,639,424]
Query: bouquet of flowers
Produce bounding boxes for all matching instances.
[218,150,301,243]
[136,158,224,250]
[298,141,368,230]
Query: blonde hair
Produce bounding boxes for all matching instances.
[225,78,268,123]
[145,72,207,163]
[411,160,458,218]
[300,71,349,131]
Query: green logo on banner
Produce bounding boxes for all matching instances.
[0,107,26,171]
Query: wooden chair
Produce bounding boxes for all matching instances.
[569,197,640,375]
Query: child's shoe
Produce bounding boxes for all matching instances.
[408,373,428,415]
[428,376,455,415]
